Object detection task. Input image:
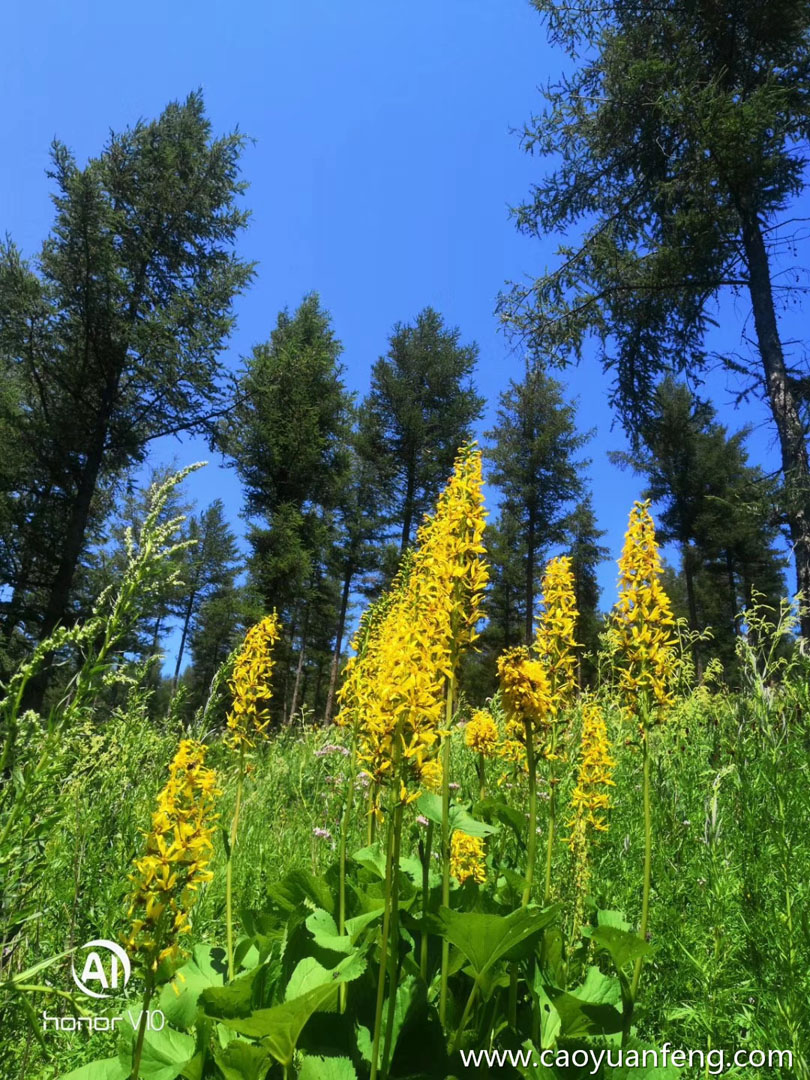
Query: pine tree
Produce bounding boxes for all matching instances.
[612,379,786,666]
[358,307,484,553]
[172,501,240,687]
[221,294,353,716]
[486,367,589,642]
[566,496,608,683]
[0,93,252,662]
[499,0,810,634]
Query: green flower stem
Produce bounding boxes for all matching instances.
[129,974,155,1080]
[522,717,538,907]
[225,745,245,982]
[370,787,399,1080]
[382,799,405,1076]
[450,977,479,1056]
[546,725,557,902]
[368,788,376,846]
[438,677,455,1025]
[338,739,358,1013]
[631,728,652,1001]
[420,820,434,980]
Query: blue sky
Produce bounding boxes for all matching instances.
[2,0,803,664]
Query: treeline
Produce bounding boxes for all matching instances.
[0,58,800,720]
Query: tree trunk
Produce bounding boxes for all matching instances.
[400,452,417,554]
[683,544,703,679]
[280,613,297,723]
[525,510,536,644]
[324,564,353,725]
[289,634,307,722]
[725,550,739,636]
[173,589,197,689]
[38,443,105,643]
[740,211,810,638]
[23,433,108,712]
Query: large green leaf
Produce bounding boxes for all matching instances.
[305,907,383,955]
[351,842,387,879]
[418,793,498,838]
[212,1039,273,1080]
[439,904,558,979]
[544,966,624,1039]
[158,945,226,1029]
[475,796,527,840]
[285,950,366,1001]
[119,1027,198,1080]
[298,1056,358,1079]
[530,977,562,1049]
[240,908,286,957]
[60,1058,127,1080]
[588,925,650,970]
[198,963,269,1021]
[267,869,334,917]
[204,955,365,1066]
[351,843,425,887]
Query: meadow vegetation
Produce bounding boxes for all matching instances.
[1,459,808,1080]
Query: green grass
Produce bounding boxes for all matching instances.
[2,679,809,1079]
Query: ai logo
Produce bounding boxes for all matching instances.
[71,940,131,999]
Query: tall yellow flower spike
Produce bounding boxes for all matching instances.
[612,501,677,723]
[567,700,615,935]
[226,613,282,750]
[568,701,615,838]
[338,446,488,819]
[450,830,487,885]
[535,555,580,711]
[125,739,220,971]
[497,646,553,748]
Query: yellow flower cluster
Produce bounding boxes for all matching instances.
[497,646,559,766]
[535,555,580,710]
[336,555,414,735]
[337,447,488,818]
[567,701,615,934]
[612,502,677,721]
[464,709,499,757]
[226,613,282,750]
[125,740,220,971]
[450,830,487,885]
[568,701,615,837]
[497,646,553,730]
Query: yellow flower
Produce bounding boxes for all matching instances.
[497,738,527,769]
[567,701,615,839]
[497,646,553,733]
[450,830,487,885]
[464,709,499,757]
[567,701,615,934]
[535,555,580,710]
[338,447,488,815]
[226,613,282,751]
[420,758,443,792]
[612,502,677,722]
[125,740,220,971]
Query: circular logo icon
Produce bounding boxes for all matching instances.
[71,939,131,998]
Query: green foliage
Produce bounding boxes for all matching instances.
[500,0,810,634]
[485,366,590,645]
[611,379,786,672]
[358,307,484,553]
[0,92,252,650]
